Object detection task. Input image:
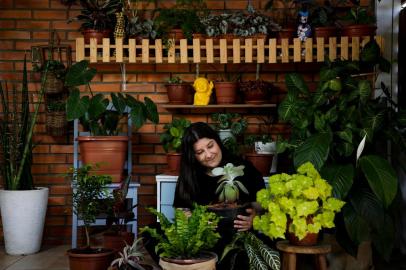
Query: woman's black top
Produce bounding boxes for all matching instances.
[173,159,265,208]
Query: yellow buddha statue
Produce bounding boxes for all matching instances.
[193,77,214,105]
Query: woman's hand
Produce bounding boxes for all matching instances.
[234,208,255,232]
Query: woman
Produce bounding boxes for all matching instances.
[173,122,265,232]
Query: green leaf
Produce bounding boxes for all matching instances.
[336,129,353,143]
[371,214,394,261]
[111,92,127,114]
[66,88,89,121]
[343,203,370,245]
[65,60,96,87]
[278,94,300,121]
[285,73,309,96]
[360,40,380,63]
[130,102,146,129]
[321,164,354,199]
[359,155,398,208]
[144,97,159,124]
[88,94,109,120]
[358,80,371,103]
[294,132,332,170]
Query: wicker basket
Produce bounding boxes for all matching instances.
[46,111,66,136]
[44,72,64,94]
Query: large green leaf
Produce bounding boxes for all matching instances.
[111,92,127,115]
[363,111,384,132]
[358,155,398,208]
[144,97,159,124]
[66,88,89,121]
[88,94,109,120]
[360,40,380,63]
[130,102,146,129]
[65,60,96,87]
[371,214,394,261]
[278,94,300,121]
[293,132,332,170]
[321,164,354,199]
[343,203,370,245]
[285,73,309,96]
[357,80,371,103]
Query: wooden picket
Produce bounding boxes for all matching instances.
[75,36,383,64]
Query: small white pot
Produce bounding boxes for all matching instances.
[0,187,49,255]
[254,141,276,154]
[218,129,235,141]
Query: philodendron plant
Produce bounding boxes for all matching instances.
[212,163,248,204]
[65,60,159,135]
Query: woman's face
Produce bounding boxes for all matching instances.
[193,137,222,169]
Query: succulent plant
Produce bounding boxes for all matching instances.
[212,163,248,204]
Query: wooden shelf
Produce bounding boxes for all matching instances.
[76,36,383,64]
[160,103,277,113]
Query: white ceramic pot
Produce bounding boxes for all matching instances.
[0,187,49,255]
[218,129,234,141]
[254,141,276,154]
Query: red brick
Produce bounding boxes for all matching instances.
[125,83,155,93]
[45,217,66,226]
[32,31,52,40]
[139,154,166,164]
[132,165,156,174]
[156,64,190,73]
[48,196,66,206]
[17,21,51,29]
[32,145,50,153]
[49,164,71,174]
[51,21,79,31]
[50,145,73,154]
[47,206,72,215]
[33,155,67,164]
[138,185,155,195]
[0,0,13,8]
[50,185,72,195]
[16,0,50,8]
[0,41,14,50]
[207,1,225,9]
[0,10,32,19]
[137,73,169,83]
[225,0,259,10]
[0,20,15,29]
[33,10,67,20]
[138,93,168,104]
[15,41,37,50]
[0,30,30,39]
[43,226,71,237]
[90,83,122,92]
[0,62,13,70]
[133,145,154,154]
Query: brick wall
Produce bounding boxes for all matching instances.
[0,0,353,245]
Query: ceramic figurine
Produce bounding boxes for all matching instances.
[297,10,312,42]
[193,77,214,105]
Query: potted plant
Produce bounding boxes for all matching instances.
[34,59,66,94]
[239,79,271,104]
[103,177,137,255]
[277,41,402,260]
[67,164,115,270]
[214,73,241,104]
[141,204,220,270]
[221,232,281,270]
[159,117,191,174]
[265,0,299,40]
[211,112,247,142]
[122,0,157,40]
[0,57,49,255]
[254,162,346,245]
[65,60,159,182]
[340,1,377,37]
[244,134,275,176]
[310,0,340,40]
[68,0,122,43]
[164,76,192,104]
[110,238,154,270]
[45,99,67,136]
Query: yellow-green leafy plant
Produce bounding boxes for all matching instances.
[253,162,345,240]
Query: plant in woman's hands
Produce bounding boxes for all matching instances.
[253,162,345,240]
[212,163,248,204]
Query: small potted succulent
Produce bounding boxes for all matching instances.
[164,76,192,104]
[68,0,122,43]
[159,117,191,174]
[67,164,115,270]
[254,162,346,245]
[142,205,220,270]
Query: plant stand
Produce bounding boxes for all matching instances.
[276,240,331,270]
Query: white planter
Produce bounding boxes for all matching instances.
[218,129,234,141]
[0,187,49,255]
[254,141,276,154]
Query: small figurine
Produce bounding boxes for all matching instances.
[193,77,214,106]
[297,10,312,42]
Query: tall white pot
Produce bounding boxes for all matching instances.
[0,187,49,255]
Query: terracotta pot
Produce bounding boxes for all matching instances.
[168,29,185,40]
[341,24,377,38]
[165,83,191,104]
[314,26,338,41]
[214,82,238,104]
[244,153,273,176]
[78,136,128,182]
[68,248,115,270]
[277,27,296,42]
[240,80,271,104]
[287,216,319,246]
[165,153,181,175]
[159,251,217,270]
[102,231,135,255]
[82,29,110,44]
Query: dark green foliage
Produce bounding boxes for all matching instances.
[160,118,191,153]
[211,113,247,135]
[70,164,112,247]
[221,232,280,270]
[141,205,220,259]
[68,0,122,31]
[277,40,404,260]
[65,60,159,135]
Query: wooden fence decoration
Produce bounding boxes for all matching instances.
[76,36,383,64]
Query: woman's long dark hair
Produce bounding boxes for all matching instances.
[175,122,240,207]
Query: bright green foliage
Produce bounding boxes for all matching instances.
[212,163,248,204]
[71,164,112,247]
[65,60,159,135]
[141,205,220,259]
[159,118,191,153]
[221,232,280,270]
[254,162,345,240]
